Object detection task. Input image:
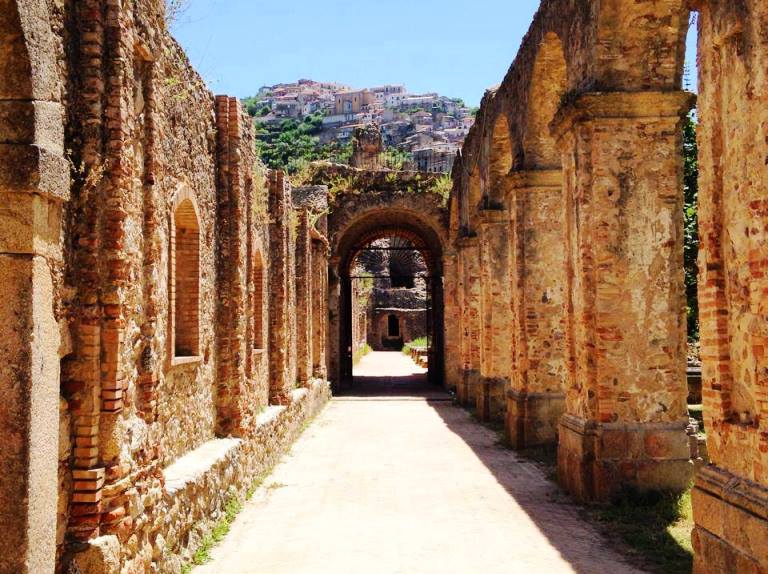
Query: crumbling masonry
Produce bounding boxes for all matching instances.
[447,2,768,572]
[2,0,768,573]
[1,2,329,572]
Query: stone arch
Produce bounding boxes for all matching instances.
[0,3,66,573]
[487,113,514,206]
[595,0,690,91]
[328,192,448,391]
[0,0,59,100]
[523,32,567,170]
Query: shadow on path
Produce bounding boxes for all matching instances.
[426,398,648,574]
[342,350,450,401]
[346,351,646,573]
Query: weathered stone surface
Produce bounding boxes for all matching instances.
[320,164,449,390]
[4,0,768,572]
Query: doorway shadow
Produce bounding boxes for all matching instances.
[340,351,448,400]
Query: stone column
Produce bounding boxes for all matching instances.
[214,95,248,434]
[455,236,481,406]
[691,4,768,571]
[505,170,567,449]
[553,92,695,501]
[477,208,512,421]
[311,234,329,380]
[442,250,463,392]
[327,256,346,391]
[0,96,69,574]
[295,209,313,386]
[268,171,291,403]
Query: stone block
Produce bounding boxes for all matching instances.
[558,415,693,501]
[0,255,59,574]
[0,191,63,255]
[0,143,69,200]
[693,465,768,572]
[0,100,63,151]
[506,390,565,449]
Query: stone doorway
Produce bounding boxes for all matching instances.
[341,232,440,392]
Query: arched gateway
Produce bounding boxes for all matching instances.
[327,186,450,391]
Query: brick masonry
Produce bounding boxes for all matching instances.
[3,0,768,573]
[0,1,331,572]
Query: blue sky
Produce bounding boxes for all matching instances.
[172,1,698,106]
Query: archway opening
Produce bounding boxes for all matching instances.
[347,234,432,389]
[335,216,445,394]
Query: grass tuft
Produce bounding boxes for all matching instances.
[587,486,694,574]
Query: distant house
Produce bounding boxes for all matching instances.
[371,84,406,102]
[413,144,459,173]
[397,94,439,109]
[412,111,433,125]
[334,90,376,115]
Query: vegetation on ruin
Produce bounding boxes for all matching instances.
[432,174,453,203]
[353,343,373,365]
[402,337,428,355]
[683,114,699,342]
[587,487,694,574]
[180,494,243,573]
[302,163,449,208]
[165,0,191,26]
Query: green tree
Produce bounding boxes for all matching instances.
[683,114,699,342]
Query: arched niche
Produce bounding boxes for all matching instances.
[523,32,567,170]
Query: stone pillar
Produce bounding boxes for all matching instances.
[455,236,481,406]
[214,95,248,434]
[477,208,512,421]
[311,233,329,380]
[691,3,768,571]
[442,250,463,393]
[553,92,695,501]
[295,209,313,386]
[506,170,567,449]
[0,83,69,574]
[268,171,292,403]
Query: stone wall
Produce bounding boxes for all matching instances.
[368,309,427,351]
[691,2,768,572]
[0,1,331,572]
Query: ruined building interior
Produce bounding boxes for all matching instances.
[2,0,767,573]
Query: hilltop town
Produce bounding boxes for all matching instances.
[243,79,477,173]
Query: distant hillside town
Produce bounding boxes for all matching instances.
[243,79,477,174]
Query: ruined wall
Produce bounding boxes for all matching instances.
[450,0,694,493]
[692,2,768,572]
[1,1,331,573]
[293,185,330,380]
[318,164,449,389]
[368,309,427,351]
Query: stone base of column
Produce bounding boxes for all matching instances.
[506,390,564,449]
[456,369,479,406]
[557,414,695,501]
[692,465,768,573]
[474,377,507,423]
